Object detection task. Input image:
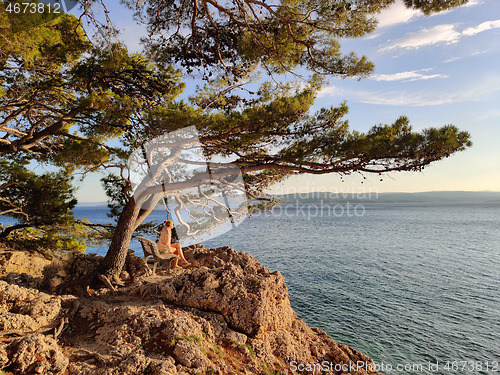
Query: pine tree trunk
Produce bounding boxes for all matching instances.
[100,198,141,278]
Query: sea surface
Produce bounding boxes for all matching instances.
[5,202,500,374]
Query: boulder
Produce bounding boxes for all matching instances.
[140,246,296,338]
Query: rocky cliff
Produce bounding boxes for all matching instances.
[0,243,381,375]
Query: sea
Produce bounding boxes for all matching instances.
[4,201,500,374]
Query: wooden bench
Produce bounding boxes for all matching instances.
[136,236,181,275]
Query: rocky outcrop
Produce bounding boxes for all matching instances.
[139,246,296,338]
[0,244,381,375]
[0,246,51,279]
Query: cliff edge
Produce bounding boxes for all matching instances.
[0,244,381,375]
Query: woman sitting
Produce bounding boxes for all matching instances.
[157,220,191,268]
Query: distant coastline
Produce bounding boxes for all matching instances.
[75,202,109,207]
[77,191,500,207]
[276,191,500,204]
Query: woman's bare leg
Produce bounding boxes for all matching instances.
[170,244,190,266]
[165,245,180,268]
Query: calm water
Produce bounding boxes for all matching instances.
[5,202,500,373]
[203,203,500,374]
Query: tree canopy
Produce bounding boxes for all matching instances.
[116,0,469,79]
[0,5,183,247]
[1,0,472,284]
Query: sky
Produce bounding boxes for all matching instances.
[74,0,500,202]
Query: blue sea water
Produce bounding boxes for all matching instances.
[4,202,500,373]
[202,202,500,375]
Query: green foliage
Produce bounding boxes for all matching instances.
[101,174,130,219]
[262,361,284,375]
[130,0,388,80]
[403,0,469,15]
[180,334,202,344]
[0,159,90,252]
[1,8,184,253]
[6,224,87,253]
[0,159,76,225]
[70,44,184,142]
[123,0,468,82]
[0,9,89,156]
[244,343,256,358]
[100,73,471,221]
[0,1,88,67]
[211,342,225,358]
[1,6,184,160]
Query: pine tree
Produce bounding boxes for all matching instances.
[1,1,472,284]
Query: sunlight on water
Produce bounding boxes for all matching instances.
[204,203,500,375]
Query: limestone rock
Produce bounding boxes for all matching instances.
[0,244,382,375]
[5,334,68,374]
[0,249,50,279]
[173,339,211,369]
[0,280,63,332]
[141,246,296,338]
[42,252,102,294]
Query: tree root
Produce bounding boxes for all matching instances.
[97,274,117,293]
[53,250,151,295]
[112,274,125,286]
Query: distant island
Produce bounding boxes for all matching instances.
[275,191,500,204]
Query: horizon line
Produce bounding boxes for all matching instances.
[76,190,500,203]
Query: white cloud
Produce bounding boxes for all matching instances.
[376,1,422,28]
[354,78,500,106]
[381,18,500,52]
[365,32,382,40]
[371,69,448,82]
[381,24,461,51]
[444,56,460,63]
[374,0,481,30]
[462,20,500,36]
[463,0,482,7]
[317,86,343,98]
[443,49,487,63]
[356,90,457,106]
[471,50,488,56]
